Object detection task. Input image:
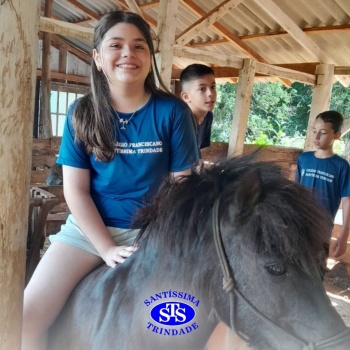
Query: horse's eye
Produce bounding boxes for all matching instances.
[265,263,286,276]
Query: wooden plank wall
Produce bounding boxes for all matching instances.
[202,142,302,179]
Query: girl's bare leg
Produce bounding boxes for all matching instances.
[22,242,103,350]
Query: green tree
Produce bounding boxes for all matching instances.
[212,80,348,151]
[212,81,312,145]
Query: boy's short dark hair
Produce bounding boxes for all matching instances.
[180,64,215,87]
[316,110,344,133]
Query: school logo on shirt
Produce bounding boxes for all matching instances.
[144,290,200,337]
[114,141,163,155]
[303,168,334,183]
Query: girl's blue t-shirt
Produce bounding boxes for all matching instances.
[57,94,199,228]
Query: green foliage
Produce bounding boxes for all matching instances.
[212,81,348,154]
[330,82,350,118]
[211,83,236,142]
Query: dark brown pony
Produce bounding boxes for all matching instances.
[49,155,350,349]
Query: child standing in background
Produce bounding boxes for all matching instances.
[180,64,216,152]
[295,110,350,258]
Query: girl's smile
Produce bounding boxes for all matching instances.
[94,23,151,87]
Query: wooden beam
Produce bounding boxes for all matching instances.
[58,46,67,74]
[330,0,350,18]
[342,119,350,138]
[71,17,96,25]
[186,24,350,46]
[228,59,256,156]
[66,0,100,20]
[241,23,350,41]
[335,66,350,75]
[139,0,160,9]
[172,64,315,82]
[187,38,228,47]
[172,47,314,83]
[253,0,349,87]
[124,0,144,17]
[37,69,89,84]
[173,45,244,69]
[262,63,350,76]
[156,0,179,89]
[255,62,316,85]
[341,119,350,137]
[180,0,291,87]
[40,0,53,139]
[273,62,318,75]
[180,0,268,62]
[117,0,158,35]
[39,16,94,41]
[176,0,244,46]
[116,0,134,11]
[50,34,91,64]
[0,0,41,347]
[172,66,240,79]
[254,0,331,64]
[304,64,335,150]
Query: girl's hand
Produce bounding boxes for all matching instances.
[102,245,138,268]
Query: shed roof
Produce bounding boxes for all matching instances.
[40,0,350,85]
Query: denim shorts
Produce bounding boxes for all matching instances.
[49,214,139,257]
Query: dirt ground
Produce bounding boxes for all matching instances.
[324,260,350,326]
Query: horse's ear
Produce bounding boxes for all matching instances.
[234,169,262,222]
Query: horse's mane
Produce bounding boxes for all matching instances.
[134,154,331,272]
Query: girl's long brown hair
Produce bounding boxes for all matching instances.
[73,11,170,161]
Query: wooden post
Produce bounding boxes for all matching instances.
[155,0,179,89]
[0,0,40,348]
[58,46,67,74]
[39,0,53,138]
[228,58,256,156]
[304,64,335,150]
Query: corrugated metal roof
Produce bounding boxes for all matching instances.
[40,0,350,84]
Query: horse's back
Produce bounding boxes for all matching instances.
[48,261,217,350]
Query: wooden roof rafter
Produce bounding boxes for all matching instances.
[241,23,350,41]
[69,17,94,25]
[67,0,167,29]
[187,23,350,48]
[173,45,316,84]
[253,0,350,87]
[37,6,350,85]
[180,0,265,61]
[39,16,94,41]
[50,34,91,64]
[123,0,144,18]
[187,38,228,47]
[37,69,89,84]
[117,0,158,33]
[66,0,101,20]
[176,0,244,46]
[138,0,160,10]
[37,16,321,84]
[179,0,291,86]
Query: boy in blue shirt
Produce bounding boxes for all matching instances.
[295,110,350,258]
[180,64,216,152]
